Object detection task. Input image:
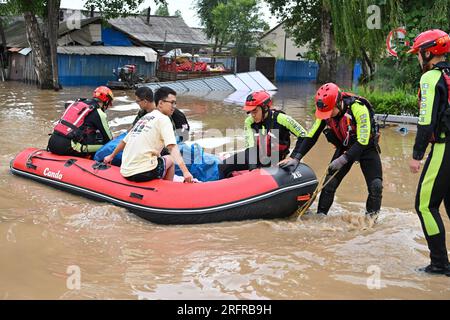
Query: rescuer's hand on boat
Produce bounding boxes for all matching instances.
[278,157,300,170]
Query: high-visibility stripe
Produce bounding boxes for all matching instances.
[73,106,92,127]
[419,143,445,236]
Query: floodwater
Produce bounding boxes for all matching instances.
[0,81,449,300]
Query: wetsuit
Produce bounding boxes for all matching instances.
[219,110,307,178]
[413,61,450,268]
[47,100,113,157]
[296,96,383,215]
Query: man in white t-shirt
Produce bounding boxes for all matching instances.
[105,88,193,183]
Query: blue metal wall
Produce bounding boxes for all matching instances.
[275,60,318,82]
[58,54,156,86]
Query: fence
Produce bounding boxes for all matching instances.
[275,60,318,82]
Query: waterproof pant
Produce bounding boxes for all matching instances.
[47,133,99,158]
[415,141,450,267]
[317,146,383,215]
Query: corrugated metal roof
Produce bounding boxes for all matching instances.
[57,46,157,62]
[109,16,210,46]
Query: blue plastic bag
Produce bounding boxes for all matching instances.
[175,143,220,182]
[93,132,127,166]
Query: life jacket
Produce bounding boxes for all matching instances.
[431,64,450,143]
[325,93,379,148]
[252,110,290,158]
[53,99,99,142]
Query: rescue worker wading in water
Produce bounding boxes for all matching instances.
[408,29,450,276]
[47,86,114,157]
[219,91,307,179]
[291,83,383,218]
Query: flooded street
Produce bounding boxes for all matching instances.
[0,81,449,299]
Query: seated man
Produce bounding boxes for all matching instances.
[105,87,194,183]
[132,86,190,143]
[98,86,189,165]
[219,91,307,178]
[47,86,114,157]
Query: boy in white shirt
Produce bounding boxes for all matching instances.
[105,87,193,183]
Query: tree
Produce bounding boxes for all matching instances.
[5,0,165,90]
[266,0,405,84]
[155,3,169,16]
[266,0,337,83]
[197,0,268,56]
[325,0,402,83]
[174,9,182,18]
[195,0,224,55]
[7,0,61,90]
[371,0,450,92]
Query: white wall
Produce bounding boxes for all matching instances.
[261,23,308,61]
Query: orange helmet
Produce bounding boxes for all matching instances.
[243,91,272,112]
[93,86,114,107]
[407,29,450,55]
[315,83,341,120]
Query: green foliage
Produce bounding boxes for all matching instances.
[197,0,268,56]
[155,3,169,16]
[174,9,182,18]
[266,0,322,58]
[195,0,224,40]
[356,87,418,116]
[369,1,450,92]
[84,0,166,19]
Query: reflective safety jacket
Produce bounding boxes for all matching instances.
[52,99,112,151]
[296,95,378,161]
[244,110,307,160]
[413,61,450,160]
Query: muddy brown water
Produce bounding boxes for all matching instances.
[0,81,449,299]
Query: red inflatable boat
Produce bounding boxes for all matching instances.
[10,148,318,224]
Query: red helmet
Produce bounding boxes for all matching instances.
[407,29,450,55]
[315,83,341,120]
[243,91,272,112]
[93,86,114,107]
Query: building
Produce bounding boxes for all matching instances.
[5,16,158,86]
[108,15,212,54]
[260,22,309,61]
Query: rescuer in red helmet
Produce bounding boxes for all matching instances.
[219,90,307,179]
[294,83,382,219]
[47,86,114,157]
[408,29,450,276]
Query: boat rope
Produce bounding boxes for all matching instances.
[297,168,341,218]
[27,153,157,192]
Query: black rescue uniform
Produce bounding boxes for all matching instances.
[296,95,383,215]
[47,99,113,157]
[413,61,450,268]
[219,109,307,179]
